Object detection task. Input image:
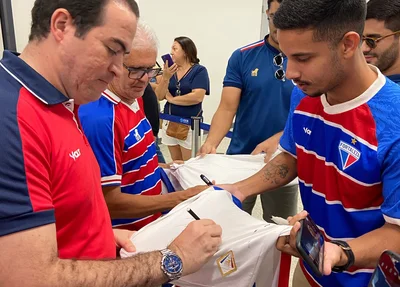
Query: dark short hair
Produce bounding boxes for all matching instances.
[273,0,367,45]
[367,0,400,32]
[267,0,283,10]
[29,0,140,41]
[174,36,200,64]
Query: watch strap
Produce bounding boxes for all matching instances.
[330,240,355,272]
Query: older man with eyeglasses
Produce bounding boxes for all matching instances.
[79,22,207,231]
[363,0,400,84]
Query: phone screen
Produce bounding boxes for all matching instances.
[297,215,324,276]
[369,251,400,287]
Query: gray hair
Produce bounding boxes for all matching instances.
[131,21,159,53]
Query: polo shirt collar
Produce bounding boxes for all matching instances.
[0,50,69,105]
[264,35,281,55]
[388,74,400,84]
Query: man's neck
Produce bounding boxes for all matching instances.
[19,42,67,97]
[383,57,400,77]
[267,35,281,52]
[326,57,377,106]
[108,84,135,106]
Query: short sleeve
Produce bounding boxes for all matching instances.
[191,65,210,95]
[79,102,123,186]
[0,98,55,236]
[279,86,306,157]
[380,137,400,226]
[142,84,160,136]
[223,49,243,89]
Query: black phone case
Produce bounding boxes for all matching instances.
[296,218,324,277]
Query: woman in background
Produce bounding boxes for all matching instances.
[156,36,210,161]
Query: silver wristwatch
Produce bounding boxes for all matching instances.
[160,248,183,282]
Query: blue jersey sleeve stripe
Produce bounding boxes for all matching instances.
[79,99,118,178]
[383,214,400,226]
[222,81,242,89]
[0,209,55,236]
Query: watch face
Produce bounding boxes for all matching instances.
[164,254,183,274]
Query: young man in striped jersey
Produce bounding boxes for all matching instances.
[222,0,400,286]
[79,22,206,231]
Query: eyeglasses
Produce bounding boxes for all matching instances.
[123,62,162,80]
[273,53,286,81]
[362,30,400,49]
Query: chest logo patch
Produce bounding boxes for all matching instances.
[134,129,142,141]
[69,149,81,161]
[251,68,259,77]
[338,141,360,170]
[216,250,237,277]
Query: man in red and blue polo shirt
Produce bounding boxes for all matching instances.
[0,0,222,286]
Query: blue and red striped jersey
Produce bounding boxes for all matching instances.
[280,68,400,286]
[0,51,115,259]
[79,89,162,230]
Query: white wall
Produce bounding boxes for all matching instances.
[139,0,263,123]
[11,0,35,52]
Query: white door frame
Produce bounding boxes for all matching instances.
[260,0,269,38]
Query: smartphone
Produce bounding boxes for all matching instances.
[296,215,325,277]
[161,54,174,67]
[369,250,400,287]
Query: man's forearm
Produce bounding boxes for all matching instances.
[347,223,400,268]
[205,109,236,148]
[50,251,167,287]
[236,152,297,198]
[104,186,187,218]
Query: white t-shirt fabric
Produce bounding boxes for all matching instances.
[121,188,292,287]
[167,153,298,191]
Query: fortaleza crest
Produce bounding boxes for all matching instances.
[338,141,361,170]
[216,250,237,277]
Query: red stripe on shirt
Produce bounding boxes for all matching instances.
[297,150,383,209]
[297,97,378,147]
[240,41,264,52]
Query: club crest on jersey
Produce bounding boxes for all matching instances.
[134,129,141,141]
[216,250,237,277]
[338,141,361,170]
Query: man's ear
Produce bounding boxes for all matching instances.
[50,8,73,42]
[341,32,360,59]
